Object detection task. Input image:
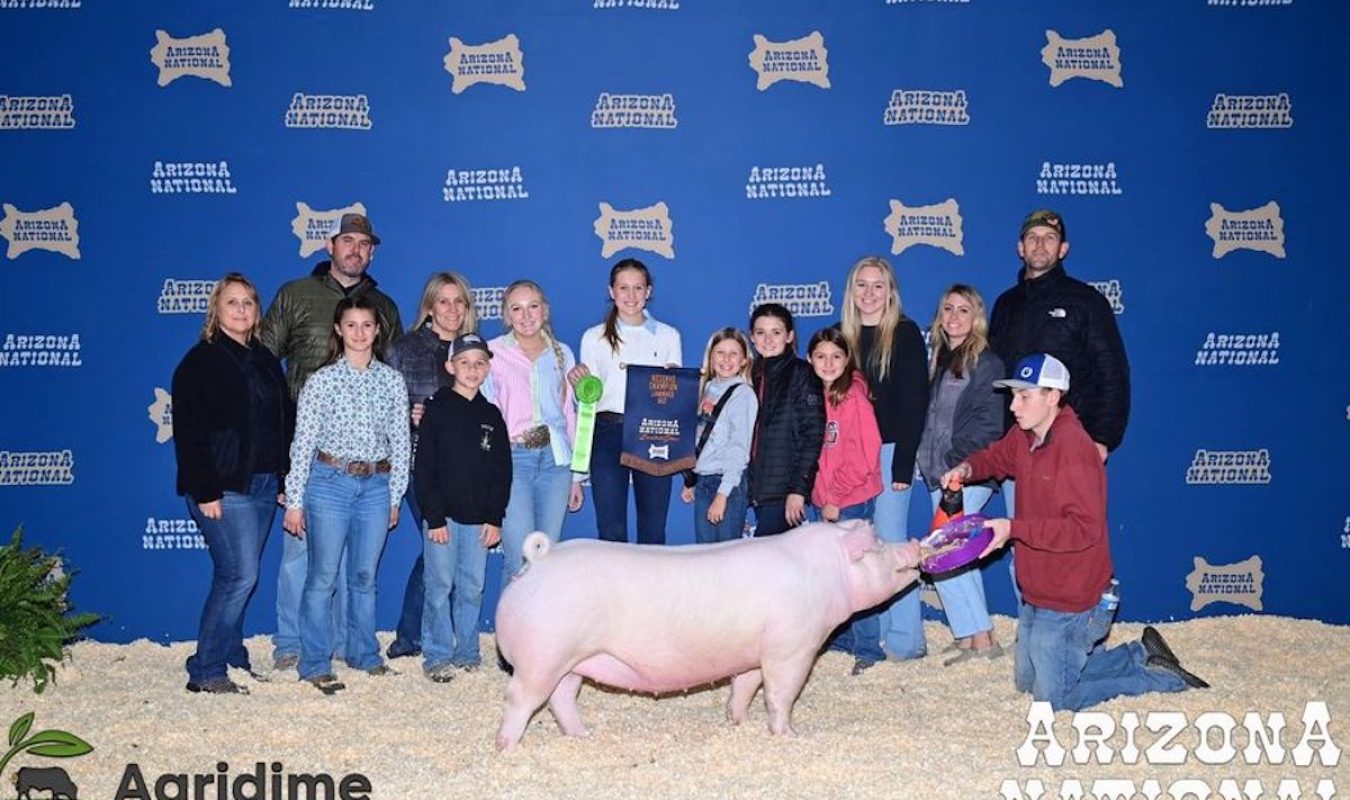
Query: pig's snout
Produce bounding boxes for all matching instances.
[521,532,552,565]
[894,540,922,571]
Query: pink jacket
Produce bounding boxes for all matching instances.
[811,372,883,510]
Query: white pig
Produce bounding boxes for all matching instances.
[493,520,922,751]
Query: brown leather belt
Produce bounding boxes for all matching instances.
[317,450,391,476]
[512,425,552,449]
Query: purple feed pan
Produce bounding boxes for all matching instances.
[919,514,993,574]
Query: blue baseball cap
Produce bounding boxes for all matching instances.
[994,353,1070,391]
[449,332,491,360]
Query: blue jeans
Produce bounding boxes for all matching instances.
[297,462,390,680]
[185,473,276,684]
[422,519,489,668]
[1003,477,1022,609]
[872,443,923,659]
[923,482,994,639]
[273,518,347,664]
[501,445,573,586]
[692,473,749,544]
[1014,583,1186,710]
[390,477,425,654]
[590,417,672,545]
[818,499,886,663]
[752,500,792,537]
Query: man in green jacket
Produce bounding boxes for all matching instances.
[262,212,403,400]
[261,212,404,671]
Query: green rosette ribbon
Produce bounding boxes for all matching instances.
[570,375,604,473]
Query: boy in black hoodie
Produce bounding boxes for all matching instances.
[415,333,511,682]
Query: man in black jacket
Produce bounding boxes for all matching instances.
[989,210,1130,463]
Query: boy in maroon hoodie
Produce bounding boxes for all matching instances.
[942,354,1207,710]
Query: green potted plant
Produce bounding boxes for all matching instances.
[0,527,99,693]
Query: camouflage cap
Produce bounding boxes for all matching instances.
[1019,209,1066,241]
[329,213,381,246]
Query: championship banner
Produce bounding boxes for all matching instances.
[619,366,699,477]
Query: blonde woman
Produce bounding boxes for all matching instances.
[837,255,929,660]
[917,285,1005,665]
[384,271,477,660]
[172,273,292,694]
[485,280,585,587]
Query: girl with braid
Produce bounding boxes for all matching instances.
[485,280,585,588]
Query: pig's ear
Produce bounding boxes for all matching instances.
[841,526,877,562]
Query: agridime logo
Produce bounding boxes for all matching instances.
[883,198,964,257]
[444,35,525,94]
[150,29,231,88]
[745,164,831,200]
[0,202,80,259]
[1187,555,1264,611]
[749,282,834,318]
[0,95,75,129]
[0,712,93,800]
[1186,448,1271,484]
[1207,93,1293,128]
[0,450,74,486]
[291,201,367,258]
[594,202,674,259]
[748,31,830,91]
[1004,701,1340,799]
[1041,30,1123,88]
[883,89,969,125]
[1206,201,1285,258]
[284,94,373,129]
[148,388,173,444]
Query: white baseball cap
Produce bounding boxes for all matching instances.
[993,353,1070,391]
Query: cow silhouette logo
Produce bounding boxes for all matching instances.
[1,713,92,800]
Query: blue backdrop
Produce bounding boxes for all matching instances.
[1,0,1346,643]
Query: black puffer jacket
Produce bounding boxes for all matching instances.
[988,264,1130,451]
[747,352,825,504]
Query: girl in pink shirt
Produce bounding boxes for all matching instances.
[807,328,882,522]
[807,327,886,674]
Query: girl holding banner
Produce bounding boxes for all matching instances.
[486,280,585,587]
[571,259,684,545]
